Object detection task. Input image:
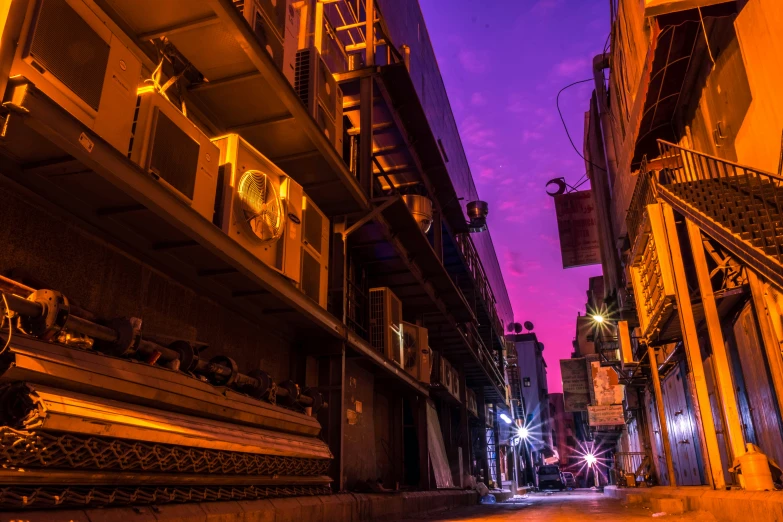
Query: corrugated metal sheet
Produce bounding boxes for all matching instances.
[644,387,670,485]
[662,363,702,485]
[732,302,783,468]
[375,0,514,330]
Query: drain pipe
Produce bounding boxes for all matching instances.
[593,54,620,190]
[591,54,622,298]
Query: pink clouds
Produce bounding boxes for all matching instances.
[554,57,590,77]
[458,48,489,74]
[419,0,607,392]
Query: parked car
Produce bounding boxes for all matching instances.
[537,465,565,491]
[561,471,576,490]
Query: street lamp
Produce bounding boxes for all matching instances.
[500,413,512,425]
[518,426,530,439]
[591,314,605,324]
[584,453,599,488]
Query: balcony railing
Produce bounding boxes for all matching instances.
[626,156,656,251]
[455,234,503,337]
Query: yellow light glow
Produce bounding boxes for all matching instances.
[591,314,605,324]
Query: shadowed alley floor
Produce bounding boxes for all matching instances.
[400,490,715,521]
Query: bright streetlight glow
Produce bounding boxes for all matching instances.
[585,453,597,466]
[518,426,530,439]
[591,314,605,324]
[499,413,512,424]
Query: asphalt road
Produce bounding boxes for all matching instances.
[399,490,715,521]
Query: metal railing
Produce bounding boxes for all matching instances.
[455,234,504,337]
[613,451,649,485]
[626,155,656,250]
[656,140,783,261]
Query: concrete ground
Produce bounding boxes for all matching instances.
[399,490,715,521]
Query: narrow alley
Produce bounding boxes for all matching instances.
[401,491,710,522]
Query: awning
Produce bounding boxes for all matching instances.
[632,2,737,166]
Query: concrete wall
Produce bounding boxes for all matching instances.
[0,187,294,379]
[733,0,783,173]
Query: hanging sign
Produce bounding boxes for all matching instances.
[560,359,590,412]
[554,190,601,269]
[591,361,625,405]
[588,405,626,426]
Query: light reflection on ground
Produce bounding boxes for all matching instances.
[399,490,716,521]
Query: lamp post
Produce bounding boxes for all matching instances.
[585,453,599,488]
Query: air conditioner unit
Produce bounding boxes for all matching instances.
[128,87,219,221]
[294,46,344,153]
[467,388,478,418]
[213,134,304,284]
[299,194,330,308]
[401,321,431,383]
[11,0,142,152]
[440,354,453,394]
[450,366,461,401]
[369,287,402,366]
[234,0,300,84]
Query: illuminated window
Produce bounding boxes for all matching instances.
[523,377,531,387]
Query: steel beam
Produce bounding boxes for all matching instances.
[686,219,746,467]
[660,202,725,489]
[359,75,374,198]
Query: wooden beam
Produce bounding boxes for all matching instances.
[686,219,746,465]
[660,202,725,489]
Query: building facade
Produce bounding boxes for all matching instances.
[507,332,552,480]
[570,0,783,492]
[0,0,514,516]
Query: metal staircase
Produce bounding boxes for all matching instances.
[652,140,783,291]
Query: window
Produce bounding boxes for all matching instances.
[523,377,531,387]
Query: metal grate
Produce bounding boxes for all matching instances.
[148,108,199,200]
[0,428,331,477]
[294,48,313,112]
[658,139,783,263]
[0,484,331,510]
[28,0,110,112]
[368,288,384,355]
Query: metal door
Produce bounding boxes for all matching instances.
[645,388,669,485]
[732,302,783,467]
[662,364,702,485]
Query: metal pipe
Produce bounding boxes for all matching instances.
[0,275,34,296]
[1,284,323,411]
[1,291,43,318]
[66,315,118,343]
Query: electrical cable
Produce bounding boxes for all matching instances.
[0,292,12,355]
[556,78,607,172]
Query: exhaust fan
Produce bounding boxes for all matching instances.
[402,195,433,234]
[467,200,488,232]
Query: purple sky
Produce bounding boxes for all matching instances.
[419,0,607,392]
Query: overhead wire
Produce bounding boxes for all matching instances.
[556,78,607,173]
